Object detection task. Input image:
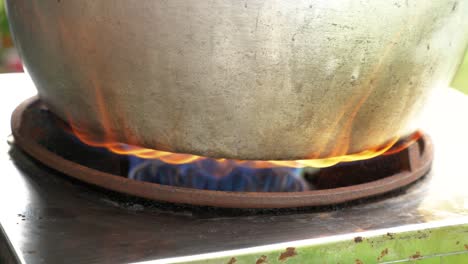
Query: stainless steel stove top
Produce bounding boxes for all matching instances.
[0,74,467,264]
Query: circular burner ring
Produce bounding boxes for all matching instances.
[11,96,433,209]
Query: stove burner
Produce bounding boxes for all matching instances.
[11,97,433,209]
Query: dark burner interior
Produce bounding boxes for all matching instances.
[11,97,433,209]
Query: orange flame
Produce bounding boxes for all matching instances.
[70,122,421,169]
[383,130,423,156]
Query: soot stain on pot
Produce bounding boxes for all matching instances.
[294,83,303,93]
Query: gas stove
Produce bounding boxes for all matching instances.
[0,74,467,263]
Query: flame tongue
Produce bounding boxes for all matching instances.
[68,119,422,192]
[71,123,405,169]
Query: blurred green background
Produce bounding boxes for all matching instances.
[1,0,22,73]
[452,51,468,94]
[0,0,467,92]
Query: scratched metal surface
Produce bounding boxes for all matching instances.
[0,74,467,264]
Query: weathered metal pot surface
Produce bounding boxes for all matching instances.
[6,0,468,160]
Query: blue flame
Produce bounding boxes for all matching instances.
[128,155,307,192]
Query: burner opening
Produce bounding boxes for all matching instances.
[22,101,423,193]
[11,98,433,208]
[128,156,307,192]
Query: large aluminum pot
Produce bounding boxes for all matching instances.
[6,0,468,160]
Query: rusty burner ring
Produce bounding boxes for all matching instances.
[11,96,433,209]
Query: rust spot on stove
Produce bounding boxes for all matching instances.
[355,259,363,264]
[256,255,268,264]
[377,248,389,261]
[278,247,297,262]
[410,251,422,259]
[464,244,468,250]
[354,236,364,243]
[227,257,237,264]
